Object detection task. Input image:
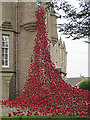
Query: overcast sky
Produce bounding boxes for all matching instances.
[57,0,88,78]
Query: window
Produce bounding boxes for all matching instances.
[2,35,9,67]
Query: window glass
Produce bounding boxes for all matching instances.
[2,48,4,54]
[2,42,5,47]
[5,48,8,53]
[2,36,4,41]
[5,54,8,59]
[6,42,8,47]
[5,60,8,66]
[2,60,4,65]
[2,54,4,59]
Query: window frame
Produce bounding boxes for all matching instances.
[2,35,9,68]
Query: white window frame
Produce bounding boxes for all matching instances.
[2,35,9,68]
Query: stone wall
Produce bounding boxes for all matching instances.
[0,2,16,101]
[17,2,37,91]
[0,2,67,102]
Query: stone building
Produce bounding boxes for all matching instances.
[0,2,67,100]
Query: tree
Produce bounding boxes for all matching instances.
[79,79,90,91]
[45,0,90,43]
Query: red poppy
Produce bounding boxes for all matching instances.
[8,113,11,117]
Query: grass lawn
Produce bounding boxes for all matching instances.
[1,114,90,120]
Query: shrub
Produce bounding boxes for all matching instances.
[79,79,90,91]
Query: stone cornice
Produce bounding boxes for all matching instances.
[51,37,58,45]
[56,68,67,76]
[0,70,16,73]
[0,73,13,82]
[0,21,13,31]
[20,22,37,32]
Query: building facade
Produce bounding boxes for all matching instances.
[0,2,67,100]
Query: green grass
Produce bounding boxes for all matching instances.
[1,114,90,120]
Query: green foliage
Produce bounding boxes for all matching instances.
[45,0,90,43]
[79,79,90,91]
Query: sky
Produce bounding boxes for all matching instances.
[57,0,88,78]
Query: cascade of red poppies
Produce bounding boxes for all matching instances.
[2,6,89,117]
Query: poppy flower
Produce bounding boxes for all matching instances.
[19,117,22,120]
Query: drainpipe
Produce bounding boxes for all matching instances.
[15,1,19,97]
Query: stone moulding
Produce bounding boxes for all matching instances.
[0,70,16,73]
[51,37,58,45]
[56,68,67,76]
[0,21,19,33]
[0,21,13,30]
[20,22,37,32]
[0,73,13,81]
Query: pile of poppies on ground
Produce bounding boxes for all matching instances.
[1,5,89,119]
